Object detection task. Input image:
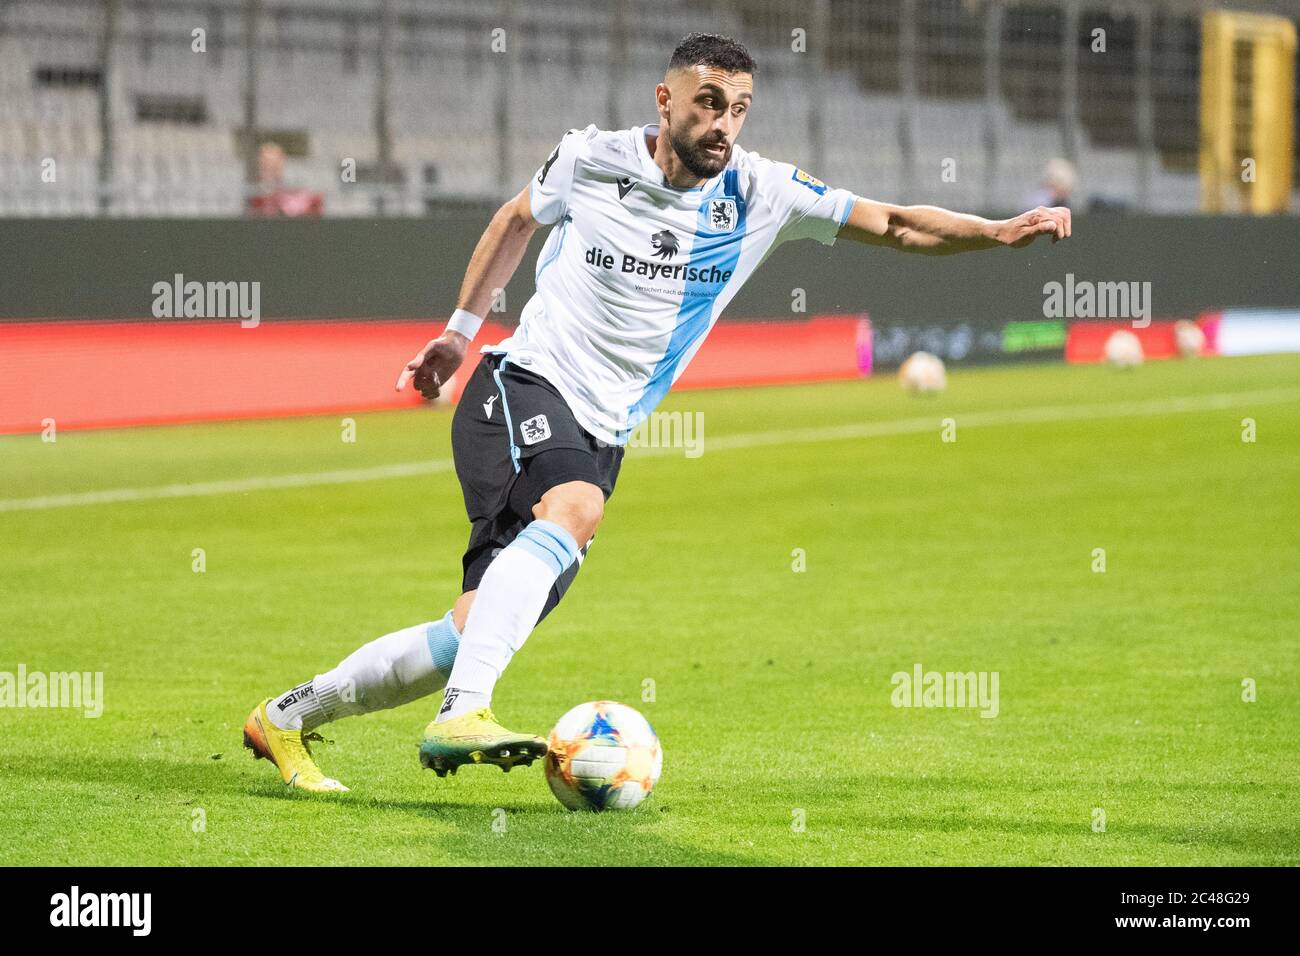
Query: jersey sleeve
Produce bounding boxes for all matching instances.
[760,158,857,247]
[528,124,598,226]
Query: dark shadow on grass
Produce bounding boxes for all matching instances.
[328,795,775,865]
[3,751,252,794]
[2,754,778,865]
[47,755,1288,862]
[356,798,547,815]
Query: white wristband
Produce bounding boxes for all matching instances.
[445,308,483,341]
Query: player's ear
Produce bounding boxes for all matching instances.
[654,81,671,118]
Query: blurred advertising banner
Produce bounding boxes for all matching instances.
[0,315,868,434]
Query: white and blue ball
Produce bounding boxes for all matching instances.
[544,701,662,811]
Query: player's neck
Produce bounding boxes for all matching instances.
[646,128,708,191]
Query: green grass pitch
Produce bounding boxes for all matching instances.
[1,354,1297,865]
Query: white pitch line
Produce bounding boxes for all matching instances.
[2,386,1297,513]
[690,385,1300,454]
[0,460,456,513]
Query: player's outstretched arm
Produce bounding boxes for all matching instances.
[836,198,1071,256]
[396,185,540,398]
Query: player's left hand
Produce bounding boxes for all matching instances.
[395,332,469,400]
[993,206,1071,247]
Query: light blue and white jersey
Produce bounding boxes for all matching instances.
[482,122,857,445]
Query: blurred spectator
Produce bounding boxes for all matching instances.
[247,141,325,217]
[258,142,286,188]
[1024,157,1077,209]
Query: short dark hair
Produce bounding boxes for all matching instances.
[667,33,756,76]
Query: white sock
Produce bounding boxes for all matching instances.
[437,519,580,722]
[268,610,461,732]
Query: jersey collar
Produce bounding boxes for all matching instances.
[637,123,729,195]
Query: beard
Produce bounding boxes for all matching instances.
[666,119,730,179]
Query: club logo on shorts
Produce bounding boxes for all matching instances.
[708,198,737,232]
[520,414,551,445]
[650,229,679,260]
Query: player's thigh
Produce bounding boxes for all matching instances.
[454,357,624,619]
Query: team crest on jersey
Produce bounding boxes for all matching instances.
[650,229,679,260]
[792,167,828,196]
[707,198,738,233]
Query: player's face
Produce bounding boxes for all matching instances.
[660,66,753,179]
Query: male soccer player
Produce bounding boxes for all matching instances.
[243,33,1069,791]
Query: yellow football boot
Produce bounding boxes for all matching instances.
[418,707,548,777]
[242,698,349,793]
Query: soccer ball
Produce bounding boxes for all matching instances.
[544,701,662,811]
[898,351,947,393]
[1174,319,1205,358]
[1103,329,1144,368]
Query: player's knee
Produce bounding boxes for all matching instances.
[533,481,604,545]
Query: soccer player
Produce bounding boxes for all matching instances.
[243,33,1069,791]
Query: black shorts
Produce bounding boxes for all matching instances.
[451,352,624,621]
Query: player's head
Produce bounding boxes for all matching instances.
[657,33,756,179]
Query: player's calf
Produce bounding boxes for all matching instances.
[247,611,464,792]
[263,611,462,733]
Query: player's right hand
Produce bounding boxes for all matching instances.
[395,331,469,400]
[993,206,1072,246]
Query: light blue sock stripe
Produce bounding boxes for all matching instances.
[511,519,580,577]
[426,610,460,674]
